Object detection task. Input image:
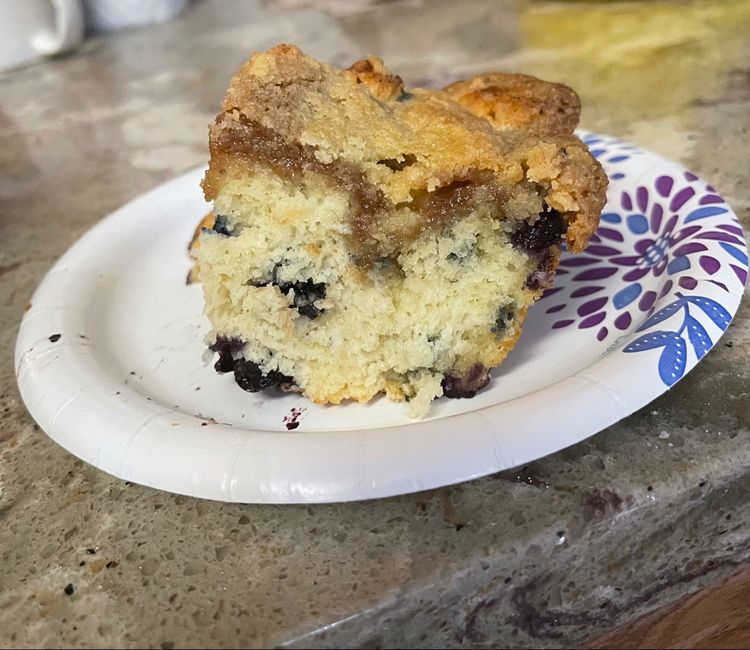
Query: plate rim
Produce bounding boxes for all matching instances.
[14,135,748,503]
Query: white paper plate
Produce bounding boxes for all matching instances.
[15,133,748,503]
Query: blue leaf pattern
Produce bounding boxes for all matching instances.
[685,315,711,360]
[623,331,678,353]
[685,296,732,330]
[719,242,749,265]
[659,337,687,386]
[636,299,685,332]
[684,206,728,223]
[627,295,731,388]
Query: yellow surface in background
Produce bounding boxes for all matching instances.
[520,0,750,124]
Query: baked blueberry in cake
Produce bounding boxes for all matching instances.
[193,45,608,417]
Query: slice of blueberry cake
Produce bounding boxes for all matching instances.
[194,45,607,417]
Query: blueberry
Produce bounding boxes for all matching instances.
[283,279,327,319]
[232,358,264,391]
[511,207,566,253]
[252,264,327,319]
[209,336,245,373]
[209,337,296,392]
[211,215,235,236]
[491,306,515,335]
[233,358,296,392]
[442,363,490,399]
[296,303,321,319]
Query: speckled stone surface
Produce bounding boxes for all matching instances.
[1,1,749,647]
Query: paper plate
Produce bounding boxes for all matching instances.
[15,133,748,503]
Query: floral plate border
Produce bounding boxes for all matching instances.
[541,132,748,387]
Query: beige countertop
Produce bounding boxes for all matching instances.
[1,0,749,647]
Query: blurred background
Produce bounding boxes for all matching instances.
[4,0,750,290]
[4,0,750,147]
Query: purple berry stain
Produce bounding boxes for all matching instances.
[283,407,306,430]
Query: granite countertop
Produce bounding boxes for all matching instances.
[1,1,749,647]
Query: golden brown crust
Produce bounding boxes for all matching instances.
[443,73,581,136]
[346,56,404,101]
[203,44,607,254]
[440,73,607,250]
[514,138,608,253]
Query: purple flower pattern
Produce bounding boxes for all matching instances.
[541,133,748,386]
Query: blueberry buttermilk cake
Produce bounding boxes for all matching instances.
[194,45,608,417]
